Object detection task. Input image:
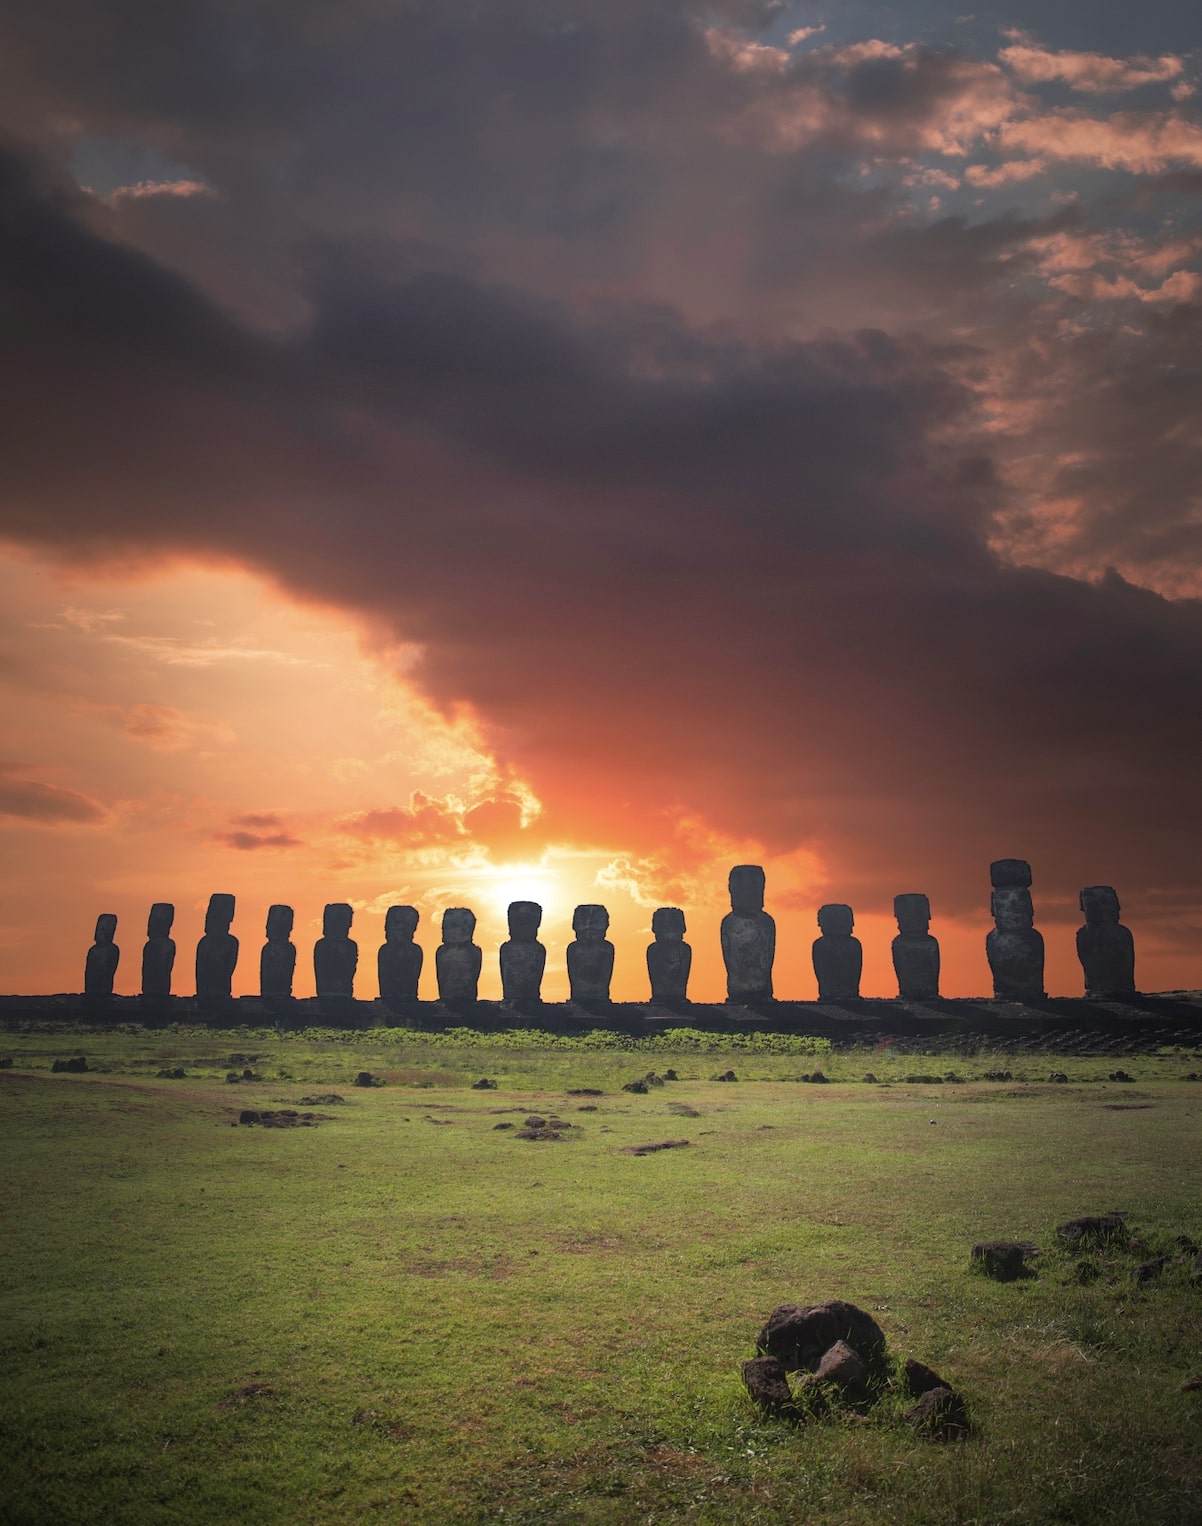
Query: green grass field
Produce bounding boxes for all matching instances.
[3,1025,1202,1524]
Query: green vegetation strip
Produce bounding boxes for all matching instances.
[2,1025,1201,1524]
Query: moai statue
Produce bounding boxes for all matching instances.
[720,865,775,1001]
[314,903,358,997]
[892,893,940,1000]
[141,902,176,997]
[84,914,120,997]
[378,905,423,1003]
[986,859,1045,1000]
[260,904,296,998]
[437,907,482,1002]
[646,906,691,1001]
[813,903,863,999]
[499,901,546,1002]
[567,904,615,1001]
[1077,886,1136,997]
[196,893,239,999]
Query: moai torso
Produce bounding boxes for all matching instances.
[315,903,358,996]
[85,914,120,996]
[986,860,1045,1000]
[500,901,546,1001]
[437,907,482,1001]
[813,903,862,999]
[646,906,691,1000]
[260,904,296,997]
[196,893,238,998]
[378,905,423,1002]
[720,865,775,1000]
[142,903,176,997]
[567,904,614,1000]
[891,892,940,1000]
[1076,886,1135,997]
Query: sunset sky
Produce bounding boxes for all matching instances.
[3,0,1202,1001]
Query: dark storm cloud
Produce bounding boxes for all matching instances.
[3,139,1202,930]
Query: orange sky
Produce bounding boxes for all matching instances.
[1,549,1190,1001]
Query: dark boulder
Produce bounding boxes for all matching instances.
[622,1078,649,1094]
[904,1386,970,1439]
[757,1300,887,1374]
[971,1240,1036,1280]
[742,1356,794,1418]
[814,1340,869,1401]
[471,1078,498,1090]
[353,1072,376,1088]
[1133,1255,1170,1283]
[902,1358,951,1398]
[1057,1214,1128,1246]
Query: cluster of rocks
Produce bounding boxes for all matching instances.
[972,1212,1202,1286]
[743,1300,969,1440]
[236,1108,329,1128]
[712,1069,738,1083]
[471,1077,498,1090]
[622,1070,675,1093]
[51,1056,89,1073]
[225,1067,263,1084]
[514,1112,575,1141]
[156,1066,187,1079]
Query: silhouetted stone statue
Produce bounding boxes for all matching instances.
[314,903,358,996]
[721,865,775,1001]
[892,893,940,1000]
[84,914,119,997]
[142,902,176,997]
[196,893,238,999]
[987,859,1045,1000]
[568,904,614,1001]
[500,901,546,1001]
[437,907,482,1002]
[813,903,862,999]
[1077,886,1136,997]
[378,905,423,1003]
[260,904,296,998]
[646,906,691,1001]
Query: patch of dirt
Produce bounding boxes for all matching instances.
[236,1109,333,1128]
[216,1382,276,1411]
[623,1139,691,1156]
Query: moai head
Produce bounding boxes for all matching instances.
[894,893,931,935]
[818,903,854,936]
[205,893,236,935]
[442,907,476,944]
[147,902,175,938]
[652,906,686,941]
[94,913,117,944]
[729,864,766,915]
[507,901,542,941]
[573,904,610,940]
[992,886,1034,931]
[1080,885,1121,925]
[990,859,1033,889]
[323,902,353,938]
[385,904,420,941]
[265,904,294,940]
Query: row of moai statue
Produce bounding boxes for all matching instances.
[83,860,1137,1003]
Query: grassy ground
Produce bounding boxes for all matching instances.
[2,1025,1202,1524]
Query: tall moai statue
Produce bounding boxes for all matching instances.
[196,893,239,999]
[1077,886,1136,997]
[500,901,546,1002]
[986,859,1045,1000]
[436,907,482,1002]
[646,906,691,1001]
[141,902,176,997]
[84,913,120,997]
[813,903,862,999]
[378,905,423,1003]
[260,904,296,998]
[314,903,358,997]
[568,904,615,1001]
[892,893,940,1000]
[721,865,775,1001]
